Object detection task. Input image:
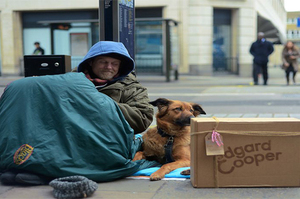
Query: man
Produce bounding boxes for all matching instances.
[75,41,153,134]
[249,32,274,85]
[0,41,154,185]
[32,42,45,55]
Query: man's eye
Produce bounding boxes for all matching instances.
[190,109,194,113]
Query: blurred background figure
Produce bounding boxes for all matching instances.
[249,32,274,85]
[32,42,45,55]
[282,41,300,85]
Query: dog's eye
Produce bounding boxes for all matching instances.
[174,107,182,111]
[190,109,194,113]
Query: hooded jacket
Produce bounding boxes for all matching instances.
[77,41,153,134]
[249,39,274,65]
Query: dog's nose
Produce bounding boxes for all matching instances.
[175,115,195,126]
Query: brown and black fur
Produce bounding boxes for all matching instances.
[133,98,206,181]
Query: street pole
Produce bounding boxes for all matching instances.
[98,0,135,59]
[165,20,171,82]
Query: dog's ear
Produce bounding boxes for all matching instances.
[191,103,206,117]
[149,98,171,111]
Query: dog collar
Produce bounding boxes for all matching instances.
[157,127,171,137]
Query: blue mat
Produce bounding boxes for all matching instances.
[132,167,190,178]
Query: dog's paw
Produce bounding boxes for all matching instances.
[180,169,190,175]
[150,173,164,181]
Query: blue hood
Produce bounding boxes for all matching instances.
[77,41,135,79]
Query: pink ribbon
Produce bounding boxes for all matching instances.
[212,130,223,147]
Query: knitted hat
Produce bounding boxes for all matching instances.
[49,176,98,199]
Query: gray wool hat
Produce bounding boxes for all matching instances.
[49,176,98,199]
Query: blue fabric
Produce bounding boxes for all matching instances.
[132,167,190,179]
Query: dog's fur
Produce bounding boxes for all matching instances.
[133,98,206,181]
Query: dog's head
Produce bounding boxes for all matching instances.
[150,98,206,127]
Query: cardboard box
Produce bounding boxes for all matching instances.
[190,118,300,188]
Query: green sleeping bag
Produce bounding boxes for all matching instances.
[0,72,145,182]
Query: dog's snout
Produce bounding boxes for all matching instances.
[175,115,195,126]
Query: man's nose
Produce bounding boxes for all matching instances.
[105,63,113,69]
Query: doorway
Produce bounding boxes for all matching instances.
[213,9,232,72]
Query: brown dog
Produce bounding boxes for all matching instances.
[133,98,206,181]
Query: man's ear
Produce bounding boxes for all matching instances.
[149,98,171,111]
[191,103,206,117]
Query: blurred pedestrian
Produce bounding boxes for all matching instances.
[249,32,274,85]
[282,41,300,85]
[32,42,45,55]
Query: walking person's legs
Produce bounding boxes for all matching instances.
[293,71,297,84]
[286,70,290,85]
[253,63,260,85]
[286,64,294,85]
[261,64,268,85]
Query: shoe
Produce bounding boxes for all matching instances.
[0,171,18,185]
[15,172,52,185]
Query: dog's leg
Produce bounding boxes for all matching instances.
[150,160,190,181]
[132,151,144,161]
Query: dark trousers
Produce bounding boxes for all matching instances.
[286,64,297,84]
[253,63,268,85]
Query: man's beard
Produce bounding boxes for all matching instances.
[98,72,116,80]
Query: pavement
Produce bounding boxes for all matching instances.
[1,66,300,198]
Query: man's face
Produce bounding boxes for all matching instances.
[90,56,121,80]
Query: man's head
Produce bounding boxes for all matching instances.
[89,56,121,80]
[257,32,265,40]
[34,42,40,47]
[78,41,135,80]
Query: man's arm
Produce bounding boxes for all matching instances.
[117,85,154,134]
[249,43,255,56]
[268,42,274,55]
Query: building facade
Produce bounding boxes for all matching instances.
[0,0,286,76]
[287,11,300,46]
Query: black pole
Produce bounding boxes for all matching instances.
[165,20,171,82]
[50,24,54,54]
[99,0,135,59]
[99,0,105,41]
[99,0,119,41]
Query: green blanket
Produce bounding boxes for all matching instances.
[0,73,152,182]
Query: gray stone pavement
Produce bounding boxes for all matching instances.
[1,67,300,198]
